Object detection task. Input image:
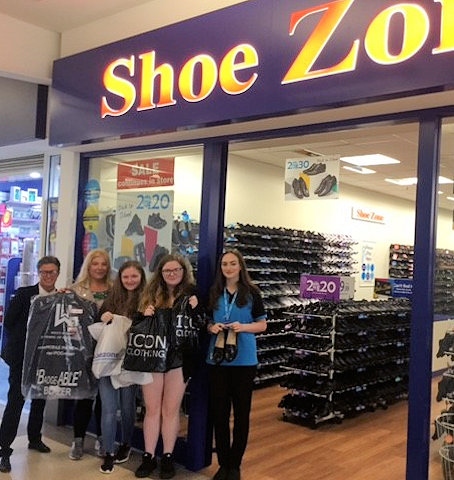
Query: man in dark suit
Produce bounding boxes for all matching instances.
[0,256,61,473]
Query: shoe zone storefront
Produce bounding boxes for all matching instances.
[50,0,454,478]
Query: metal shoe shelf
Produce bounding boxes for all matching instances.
[389,244,454,315]
[278,299,411,429]
[223,223,358,389]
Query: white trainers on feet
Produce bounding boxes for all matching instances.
[95,436,105,457]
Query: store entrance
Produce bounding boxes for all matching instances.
[0,157,44,408]
[224,121,421,476]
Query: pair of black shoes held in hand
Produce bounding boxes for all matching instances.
[213,328,238,364]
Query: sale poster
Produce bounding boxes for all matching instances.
[113,191,174,275]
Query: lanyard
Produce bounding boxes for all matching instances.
[223,288,238,322]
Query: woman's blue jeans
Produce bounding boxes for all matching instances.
[98,376,137,455]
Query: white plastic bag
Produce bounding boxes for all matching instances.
[88,315,132,378]
[111,370,153,389]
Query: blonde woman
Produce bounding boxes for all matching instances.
[69,249,113,461]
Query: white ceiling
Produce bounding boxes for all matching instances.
[0,1,454,212]
[0,0,155,32]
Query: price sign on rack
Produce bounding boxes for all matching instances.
[300,274,342,301]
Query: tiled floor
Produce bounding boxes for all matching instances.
[0,412,210,480]
[0,359,209,480]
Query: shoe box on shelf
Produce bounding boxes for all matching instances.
[278,298,411,429]
[224,223,358,388]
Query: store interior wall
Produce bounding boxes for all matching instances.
[84,147,453,376]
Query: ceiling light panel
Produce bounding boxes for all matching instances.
[341,154,401,166]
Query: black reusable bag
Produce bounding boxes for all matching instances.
[172,296,202,353]
[122,310,171,373]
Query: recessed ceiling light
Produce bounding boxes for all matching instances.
[29,171,41,179]
[385,177,417,186]
[341,154,400,167]
[385,176,454,186]
[342,165,376,174]
[447,196,454,201]
[439,176,454,184]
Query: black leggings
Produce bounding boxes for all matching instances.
[209,365,256,469]
[73,393,102,439]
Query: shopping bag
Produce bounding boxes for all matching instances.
[88,315,132,379]
[172,296,203,353]
[111,370,153,389]
[122,310,171,373]
[22,292,98,400]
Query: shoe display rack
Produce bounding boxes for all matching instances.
[389,245,454,315]
[435,249,454,315]
[389,244,414,279]
[435,332,454,405]
[433,330,454,478]
[278,298,411,428]
[224,223,358,388]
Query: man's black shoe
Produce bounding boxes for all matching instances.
[28,440,51,453]
[0,456,11,473]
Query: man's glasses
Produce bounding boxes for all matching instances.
[39,270,58,277]
[162,267,183,275]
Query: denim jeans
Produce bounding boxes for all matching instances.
[98,376,137,454]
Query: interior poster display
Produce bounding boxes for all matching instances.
[113,191,174,275]
[360,241,376,286]
[47,198,58,256]
[82,179,101,257]
[285,155,340,201]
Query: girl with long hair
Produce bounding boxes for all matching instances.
[206,249,267,480]
[135,253,203,480]
[97,260,147,474]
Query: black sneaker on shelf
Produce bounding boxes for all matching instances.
[114,443,131,464]
[0,456,11,473]
[100,454,115,474]
[160,452,176,479]
[28,440,51,453]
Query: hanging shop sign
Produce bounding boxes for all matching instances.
[285,154,340,200]
[50,0,454,146]
[117,158,175,190]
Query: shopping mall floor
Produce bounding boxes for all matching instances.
[0,357,448,480]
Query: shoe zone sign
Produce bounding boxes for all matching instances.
[50,0,454,146]
[285,154,340,200]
